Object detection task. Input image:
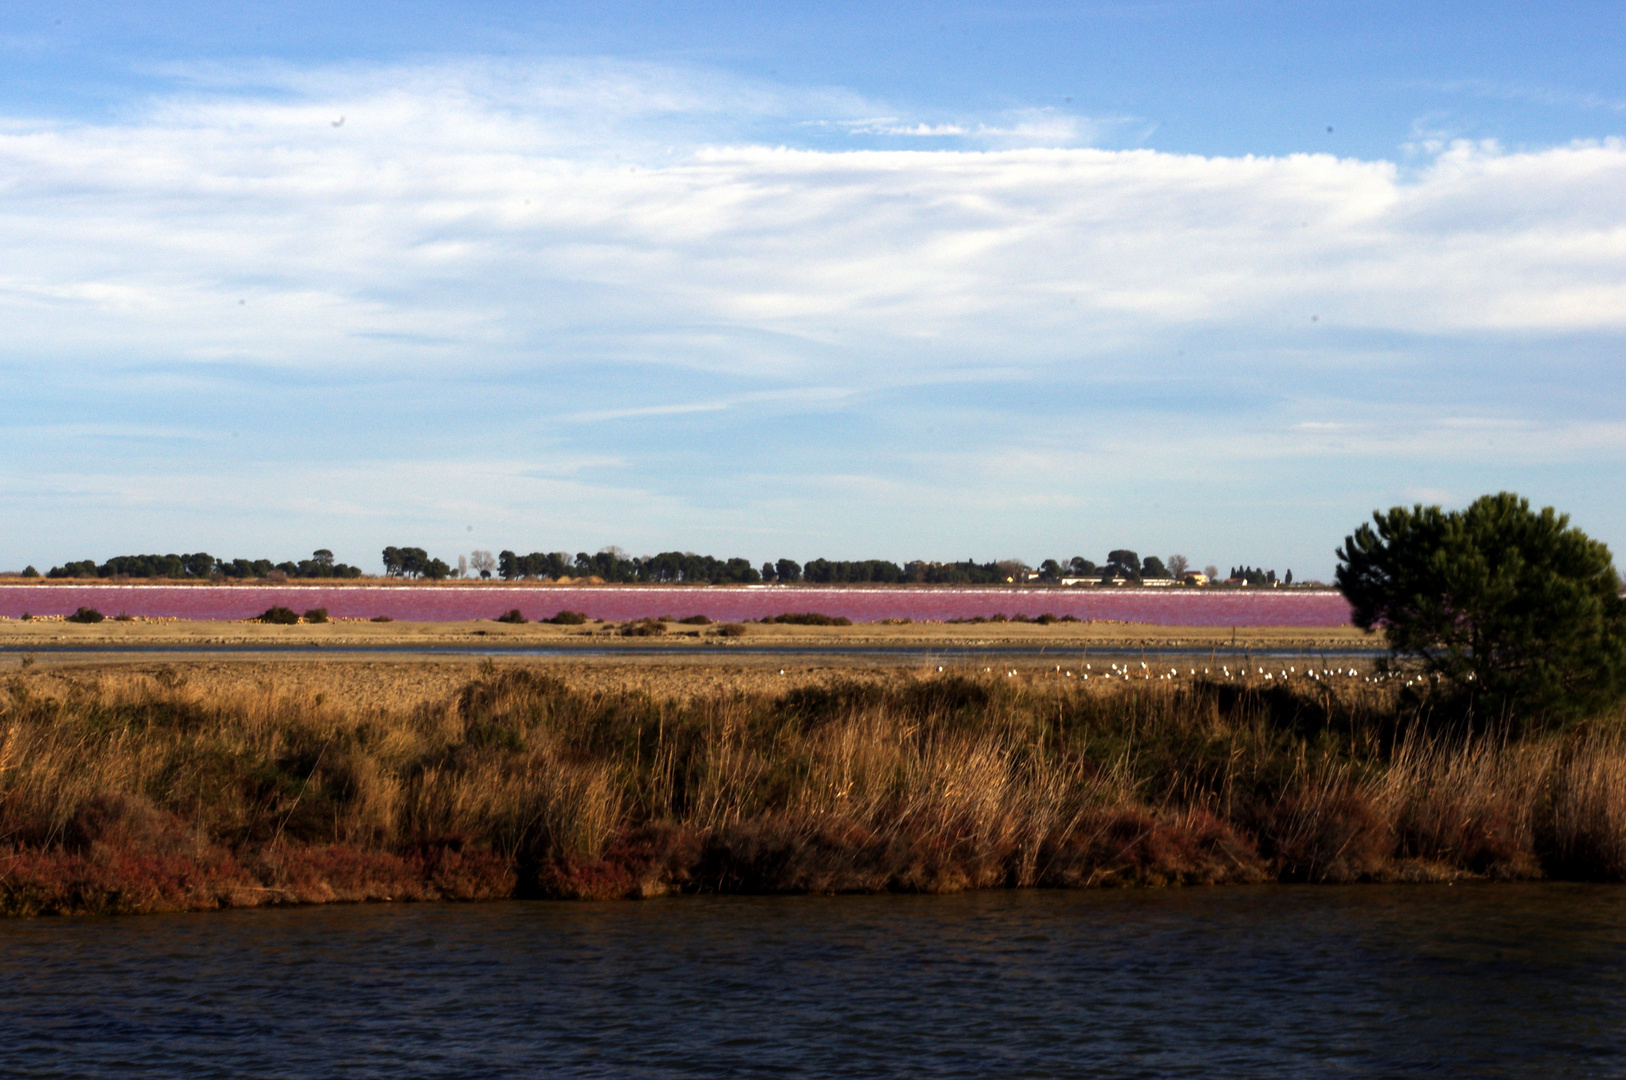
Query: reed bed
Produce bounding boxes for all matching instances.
[2,662,1624,915]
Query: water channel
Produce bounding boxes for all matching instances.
[2,885,1620,1077]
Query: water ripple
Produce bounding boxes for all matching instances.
[2,886,1623,1078]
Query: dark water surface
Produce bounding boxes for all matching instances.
[2,886,1622,1078]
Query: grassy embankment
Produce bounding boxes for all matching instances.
[3,659,1622,916]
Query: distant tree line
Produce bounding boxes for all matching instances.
[482,548,1194,585]
[497,549,762,583]
[46,550,362,580]
[1230,566,1291,586]
[381,547,453,580]
[1022,551,1175,584]
[33,543,1283,586]
[797,559,905,583]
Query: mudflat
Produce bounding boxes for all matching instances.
[0,616,1379,658]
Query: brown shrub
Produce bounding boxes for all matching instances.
[694,817,899,894]
[1537,737,1626,880]
[531,824,703,899]
[1260,783,1391,883]
[65,793,195,858]
[1037,808,1266,888]
[1380,733,1543,879]
[0,847,250,916]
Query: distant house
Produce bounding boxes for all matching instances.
[1181,572,1209,586]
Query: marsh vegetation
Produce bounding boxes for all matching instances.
[3,660,1625,915]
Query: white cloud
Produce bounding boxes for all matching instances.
[1,57,1625,572]
[838,121,972,137]
[819,107,1110,146]
[1,63,1622,391]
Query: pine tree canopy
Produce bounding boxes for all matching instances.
[1336,492,1626,727]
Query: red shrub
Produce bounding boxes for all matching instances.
[1038,809,1266,887]
[1261,789,1391,883]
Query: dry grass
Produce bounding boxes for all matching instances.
[2,661,1624,915]
[0,614,1380,653]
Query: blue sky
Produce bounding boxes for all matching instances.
[2,1,1624,578]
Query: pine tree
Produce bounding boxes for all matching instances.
[1336,492,1626,728]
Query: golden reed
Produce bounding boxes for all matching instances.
[2,663,1624,914]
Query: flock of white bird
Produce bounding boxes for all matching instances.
[937,662,1439,688]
